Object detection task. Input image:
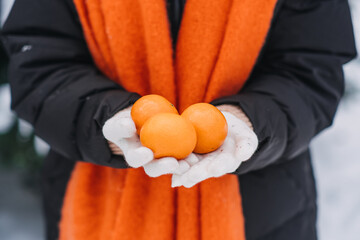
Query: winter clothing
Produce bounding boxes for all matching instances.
[59,0,276,239]
[103,107,182,172]
[101,107,258,185]
[171,110,259,188]
[0,0,357,239]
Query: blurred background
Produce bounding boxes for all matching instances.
[0,0,359,239]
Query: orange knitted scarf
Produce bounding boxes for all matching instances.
[59,0,277,239]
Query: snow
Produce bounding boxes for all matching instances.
[0,0,360,239]
[34,136,50,157]
[18,119,33,138]
[0,84,15,134]
[0,0,14,26]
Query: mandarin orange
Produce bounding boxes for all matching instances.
[181,103,228,154]
[140,113,197,159]
[131,94,178,134]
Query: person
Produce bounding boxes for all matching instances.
[1,0,356,239]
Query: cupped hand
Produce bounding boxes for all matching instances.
[102,107,187,177]
[171,111,258,188]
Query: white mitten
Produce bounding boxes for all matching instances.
[171,111,258,188]
[102,107,183,177]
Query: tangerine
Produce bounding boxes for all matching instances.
[131,94,178,134]
[181,103,228,154]
[140,113,197,159]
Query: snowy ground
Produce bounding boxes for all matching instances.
[0,0,360,240]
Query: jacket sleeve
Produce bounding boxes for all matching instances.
[212,0,357,174]
[1,0,140,168]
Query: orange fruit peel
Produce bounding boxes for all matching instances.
[181,103,228,154]
[131,94,178,134]
[140,113,197,160]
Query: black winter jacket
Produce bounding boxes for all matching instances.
[1,0,357,239]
